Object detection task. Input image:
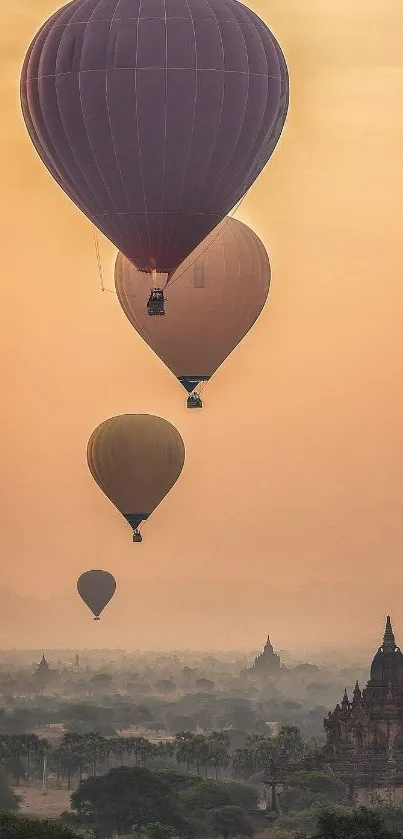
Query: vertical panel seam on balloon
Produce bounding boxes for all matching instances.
[157,0,168,265]
[55,15,126,245]
[104,0,134,221]
[202,0,251,212]
[74,0,131,242]
[21,10,88,217]
[37,18,106,223]
[232,25,285,198]
[134,0,153,259]
[178,0,226,222]
[218,9,271,205]
[221,9,274,201]
[162,0,199,281]
[227,220,244,340]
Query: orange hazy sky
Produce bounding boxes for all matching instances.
[2,0,403,651]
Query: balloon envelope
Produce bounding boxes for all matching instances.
[115,217,270,393]
[77,570,116,619]
[20,0,288,274]
[87,414,185,536]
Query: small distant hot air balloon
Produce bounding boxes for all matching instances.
[115,218,270,407]
[77,570,116,621]
[20,0,288,309]
[87,415,185,542]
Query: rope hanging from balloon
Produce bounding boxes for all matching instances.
[93,228,114,295]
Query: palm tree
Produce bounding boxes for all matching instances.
[124,736,152,767]
[111,736,127,766]
[0,735,11,766]
[82,732,107,776]
[207,732,230,780]
[192,734,210,777]
[37,738,52,792]
[233,745,260,781]
[8,735,25,786]
[175,731,196,773]
[53,744,81,789]
[61,733,87,781]
[20,733,39,783]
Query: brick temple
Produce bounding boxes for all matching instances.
[324,616,403,805]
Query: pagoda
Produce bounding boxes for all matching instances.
[32,654,53,690]
[324,616,403,805]
[249,635,282,677]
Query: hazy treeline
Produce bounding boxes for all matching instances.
[0,724,325,788]
[0,647,371,745]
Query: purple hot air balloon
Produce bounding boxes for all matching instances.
[20,0,289,280]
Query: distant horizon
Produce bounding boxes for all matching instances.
[0,580,396,661]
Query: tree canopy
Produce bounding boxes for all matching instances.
[180,778,258,814]
[315,807,403,839]
[0,812,80,839]
[280,771,348,813]
[69,764,263,838]
[71,765,193,837]
[0,768,20,811]
[209,805,254,839]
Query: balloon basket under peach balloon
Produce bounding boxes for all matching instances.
[187,394,203,409]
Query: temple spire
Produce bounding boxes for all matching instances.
[341,688,350,709]
[352,681,362,706]
[383,616,396,652]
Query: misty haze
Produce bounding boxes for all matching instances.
[2,0,403,836]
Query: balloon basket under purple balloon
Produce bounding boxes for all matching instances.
[147,289,166,316]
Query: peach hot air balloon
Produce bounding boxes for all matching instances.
[115,218,270,407]
[87,415,185,542]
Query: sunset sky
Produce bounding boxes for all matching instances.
[2,0,403,652]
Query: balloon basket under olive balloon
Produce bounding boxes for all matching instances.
[133,529,143,543]
[94,617,100,621]
[187,393,203,409]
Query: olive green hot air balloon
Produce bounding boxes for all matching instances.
[87,415,185,542]
[115,217,270,408]
[77,570,116,620]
